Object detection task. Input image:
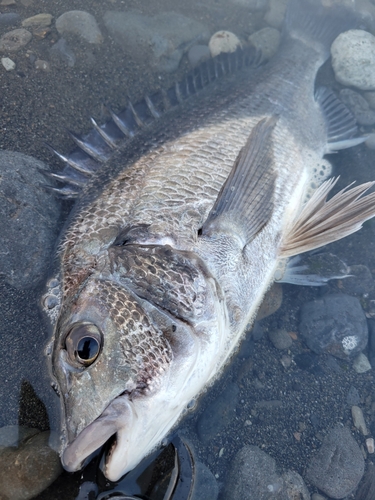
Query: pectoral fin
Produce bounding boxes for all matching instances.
[281,177,375,258]
[201,116,277,246]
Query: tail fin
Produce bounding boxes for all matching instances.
[284,0,362,59]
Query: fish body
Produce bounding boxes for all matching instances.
[48,0,375,482]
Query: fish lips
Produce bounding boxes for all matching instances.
[62,392,135,482]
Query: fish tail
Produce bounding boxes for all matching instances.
[284,0,362,60]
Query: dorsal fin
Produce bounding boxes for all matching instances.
[201,116,277,246]
[281,178,375,258]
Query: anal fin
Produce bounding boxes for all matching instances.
[201,117,277,246]
[281,177,375,258]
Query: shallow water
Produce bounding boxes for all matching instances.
[1,0,375,499]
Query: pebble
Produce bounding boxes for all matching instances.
[1,56,15,70]
[0,12,20,28]
[366,437,374,453]
[49,38,76,67]
[268,329,292,350]
[0,430,62,500]
[299,294,368,359]
[264,0,288,28]
[188,44,210,67]
[353,353,372,373]
[104,11,210,73]
[248,27,280,61]
[196,383,239,443]
[21,13,52,29]
[34,58,50,70]
[222,445,309,500]
[306,425,365,499]
[280,354,292,369]
[256,283,283,320]
[0,151,61,289]
[346,385,361,406]
[209,31,242,57]
[0,28,32,52]
[340,264,375,295]
[56,10,102,44]
[331,30,375,90]
[339,88,375,126]
[352,405,369,435]
[365,132,375,150]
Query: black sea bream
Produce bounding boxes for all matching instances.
[46,0,375,481]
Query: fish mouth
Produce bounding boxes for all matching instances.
[62,392,134,481]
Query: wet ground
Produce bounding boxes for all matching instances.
[1,0,375,499]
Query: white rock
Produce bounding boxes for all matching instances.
[351,405,369,435]
[264,0,288,29]
[56,10,103,44]
[1,56,15,70]
[331,30,375,90]
[209,31,242,57]
[353,352,372,373]
[366,437,374,454]
[248,27,280,61]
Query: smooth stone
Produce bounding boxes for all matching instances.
[229,0,269,9]
[346,386,361,406]
[1,56,15,70]
[104,11,210,73]
[306,425,365,499]
[368,319,375,368]
[209,30,242,57]
[0,13,20,27]
[340,264,375,295]
[366,437,374,454]
[299,294,368,359]
[0,0,15,5]
[268,329,292,350]
[339,88,375,126]
[353,353,372,373]
[49,38,76,67]
[21,13,52,29]
[311,495,326,500]
[223,445,309,500]
[351,405,369,435]
[191,461,219,500]
[331,30,375,90]
[264,0,288,28]
[365,132,375,150]
[56,10,102,44]
[34,59,50,70]
[0,28,32,52]
[355,462,375,498]
[188,44,210,67]
[256,283,283,320]
[248,27,280,61]
[0,431,62,500]
[197,383,239,443]
[0,151,61,289]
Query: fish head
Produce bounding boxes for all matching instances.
[51,244,225,481]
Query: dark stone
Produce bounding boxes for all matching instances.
[367,319,375,368]
[346,386,361,407]
[340,265,375,295]
[0,151,61,289]
[49,38,76,67]
[306,425,364,499]
[0,13,20,28]
[299,294,368,359]
[196,382,239,443]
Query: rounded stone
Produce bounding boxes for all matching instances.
[306,425,365,499]
[339,88,375,126]
[0,12,21,28]
[299,294,368,359]
[1,56,15,70]
[331,30,375,90]
[248,27,280,61]
[0,28,32,52]
[268,329,293,350]
[56,10,103,44]
[264,0,288,28]
[21,13,52,29]
[209,30,242,57]
[353,352,372,373]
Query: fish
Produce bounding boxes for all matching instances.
[45,0,375,483]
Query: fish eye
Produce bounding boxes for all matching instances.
[65,323,102,367]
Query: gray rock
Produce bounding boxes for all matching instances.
[368,319,375,368]
[188,44,210,67]
[0,430,62,500]
[331,30,375,90]
[22,13,52,29]
[299,294,368,359]
[268,329,292,350]
[104,11,210,73]
[0,13,20,28]
[306,425,364,499]
[0,28,31,52]
[0,151,61,289]
[229,0,269,9]
[56,10,102,44]
[353,353,372,373]
[191,461,219,500]
[264,0,288,28]
[223,445,309,500]
[248,27,280,61]
[340,264,375,295]
[346,386,360,406]
[49,38,76,67]
[196,383,239,443]
[339,88,375,126]
[351,405,368,435]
